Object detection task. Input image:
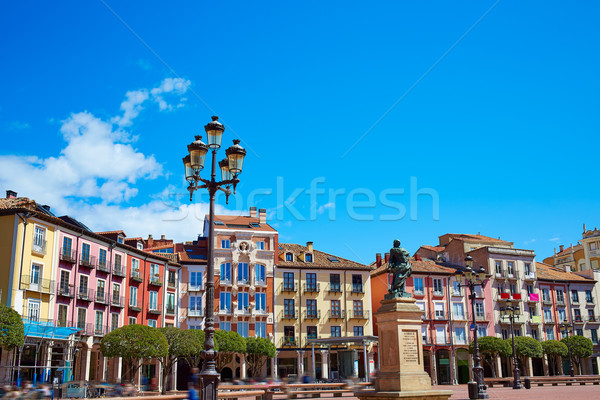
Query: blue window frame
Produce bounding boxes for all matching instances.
[220,292,231,311]
[255,264,266,283]
[238,292,249,310]
[238,322,249,338]
[238,263,249,283]
[219,322,231,331]
[256,293,266,311]
[190,271,203,289]
[221,239,230,249]
[256,322,266,338]
[220,263,231,282]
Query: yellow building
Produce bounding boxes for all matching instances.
[274,242,375,381]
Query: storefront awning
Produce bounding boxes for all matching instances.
[23,319,80,340]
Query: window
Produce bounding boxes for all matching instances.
[79,275,89,296]
[150,263,160,280]
[589,309,596,321]
[515,329,521,337]
[62,236,72,256]
[507,262,515,275]
[416,302,426,318]
[453,303,464,319]
[524,263,531,275]
[307,326,317,339]
[556,289,565,303]
[306,299,317,318]
[220,292,231,311]
[114,254,122,269]
[189,296,202,316]
[509,284,516,295]
[129,317,136,325]
[285,253,293,261]
[255,264,266,283]
[99,249,107,268]
[527,285,534,296]
[256,241,265,250]
[531,330,538,340]
[331,326,341,337]
[112,283,121,304]
[284,299,295,317]
[95,311,104,334]
[149,291,158,311]
[454,327,466,344]
[352,275,363,293]
[221,239,230,249]
[501,329,509,340]
[354,326,364,336]
[238,322,249,338]
[284,326,295,343]
[33,226,46,252]
[433,278,443,295]
[574,309,582,321]
[591,329,598,344]
[237,263,249,283]
[475,302,484,318]
[59,270,70,292]
[542,289,551,302]
[436,327,447,344]
[256,322,266,338]
[168,270,176,286]
[136,242,143,250]
[30,264,41,287]
[283,272,295,291]
[96,280,105,301]
[306,273,317,291]
[330,274,341,291]
[220,322,231,331]
[117,235,124,244]
[81,243,90,262]
[422,326,428,342]
[331,300,341,317]
[256,293,266,312]
[558,309,566,323]
[190,271,203,289]
[495,261,502,275]
[305,253,313,262]
[529,306,537,316]
[543,308,553,322]
[434,303,445,319]
[238,292,249,311]
[77,308,86,330]
[57,305,68,327]
[545,327,555,340]
[131,258,140,278]
[353,300,364,318]
[585,290,593,303]
[167,293,175,313]
[111,313,119,331]
[148,319,157,328]
[477,326,487,338]
[220,263,231,282]
[452,281,461,296]
[571,290,579,303]
[413,277,424,294]
[129,286,138,307]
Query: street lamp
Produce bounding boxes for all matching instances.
[559,322,575,377]
[457,255,489,399]
[183,116,247,400]
[499,301,523,389]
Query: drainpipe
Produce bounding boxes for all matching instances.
[16,212,32,293]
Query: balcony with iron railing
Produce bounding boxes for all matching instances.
[573,315,584,324]
[281,336,298,347]
[281,309,298,320]
[351,284,364,294]
[434,312,446,321]
[131,269,143,282]
[148,303,162,315]
[188,283,204,292]
[94,324,109,337]
[413,289,425,297]
[167,279,177,289]
[328,310,345,320]
[253,305,270,316]
[304,309,321,320]
[32,240,47,255]
[80,254,97,269]
[56,283,75,298]
[542,297,553,306]
[188,308,203,317]
[475,312,492,322]
[452,313,468,321]
[432,290,444,297]
[327,283,342,294]
[495,269,506,279]
[20,277,54,293]
[60,249,77,263]
[111,294,124,308]
[451,288,463,297]
[166,304,176,315]
[95,290,108,304]
[128,298,141,312]
[76,322,94,336]
[350,310,370,320]
[282,282,297,293]
[303,283,320,294]
[97,260,111,273]
[77,287,93,302]
[523,272,536,281]
[113,264,126,277]
[506,269,519,280]
[556,298,566,306]
[149,274,163,287]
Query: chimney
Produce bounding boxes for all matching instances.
[384,253,390,263]
[415,254,422,261]
[559,245,564,252]
[258,208,266,224]
[583,223,587,233]
[161,234,166,240]
[249,207,257,218]
[147,234,153,247]
[6,190,17,199]
[306,241,313,252]
[375,253,382,267]
[148,234,153,239]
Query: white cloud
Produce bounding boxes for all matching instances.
[549,237,560,242]
[317,202,335,215]
[7,121,30,130]
[0,78,189,213]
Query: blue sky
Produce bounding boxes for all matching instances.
[1,1,598,264]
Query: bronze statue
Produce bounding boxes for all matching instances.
[385,239,412,299]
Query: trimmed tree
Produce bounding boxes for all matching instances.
[562,335,593,374]
[159,327,203,394]
[0,304,24,350]
[182,329,205,369]
[215,330,246,372]
[507,336,542,374]
[469,336,511,377]
[101,324,168,383]
[245,337,276,378]
[541,340,567,376]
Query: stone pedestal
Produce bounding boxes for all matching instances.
[356,297,452,400]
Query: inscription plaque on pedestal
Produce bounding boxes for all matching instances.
[401,330,419,365]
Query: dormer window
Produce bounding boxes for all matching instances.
[117,235,124,244]
[137,242,143,250]
[286,253,293,262]
[305,253,313,262]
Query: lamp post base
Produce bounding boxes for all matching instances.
[199,371,220,400]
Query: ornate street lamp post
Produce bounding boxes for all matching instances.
[499,301,523,389]
[457,255,489,399]
[183,116,246,400]
[559,322,575,377]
